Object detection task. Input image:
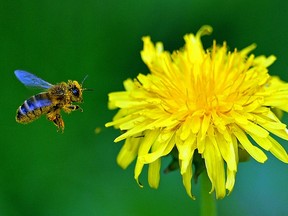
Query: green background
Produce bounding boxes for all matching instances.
[1,0,288,215]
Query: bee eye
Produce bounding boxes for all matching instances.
[71,87,79,97]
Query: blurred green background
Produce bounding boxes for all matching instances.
[1,0,288,215]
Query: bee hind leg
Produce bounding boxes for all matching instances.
[63,104,83,113]
[47,112,65,133]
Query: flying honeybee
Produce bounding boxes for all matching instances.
[15,70,88,132]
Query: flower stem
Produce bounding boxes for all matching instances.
[200,171,217,216]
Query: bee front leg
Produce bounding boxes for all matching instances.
[63,104,83,113]
[47,112,65,133]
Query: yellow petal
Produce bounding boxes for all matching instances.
[226,169,236,194]
[140,131,175,164]
[134,130,160,186]
[180,159,195,200]
[201,114,211,140]
[177,134,196,174]
[254,55,276,67]
[203,136,226,199]
[233,125,267,163]
[240,121,269,138]
[249,134,272,151]
[215,130,237,172]
[134,160,144,188]
[268,136,288,163]
[117,137,141,169]
[191,115,201,134]
[148,158,161,189]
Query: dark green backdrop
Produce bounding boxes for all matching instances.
[1,0,287,215]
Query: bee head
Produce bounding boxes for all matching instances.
[68,80,83,102]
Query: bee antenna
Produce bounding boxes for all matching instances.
[83,88,94,91]
[81,75,93,91]
[81,75,89,86]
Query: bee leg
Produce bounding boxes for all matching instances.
[54,114,65,133]
[47,112,65,132]
[63,105,83,113]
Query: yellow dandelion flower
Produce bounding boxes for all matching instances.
[106,25,288,199]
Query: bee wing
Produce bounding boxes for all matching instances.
[15,70,53,89]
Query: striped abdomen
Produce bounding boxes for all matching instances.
[16,93,52,123]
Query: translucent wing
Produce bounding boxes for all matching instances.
[15,70,53,89]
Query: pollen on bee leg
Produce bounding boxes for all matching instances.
[55,117,65,133]
[47,112,65,132]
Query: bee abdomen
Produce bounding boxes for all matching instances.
[16,93,52,123]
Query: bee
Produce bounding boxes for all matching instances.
[15,70,88,132]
